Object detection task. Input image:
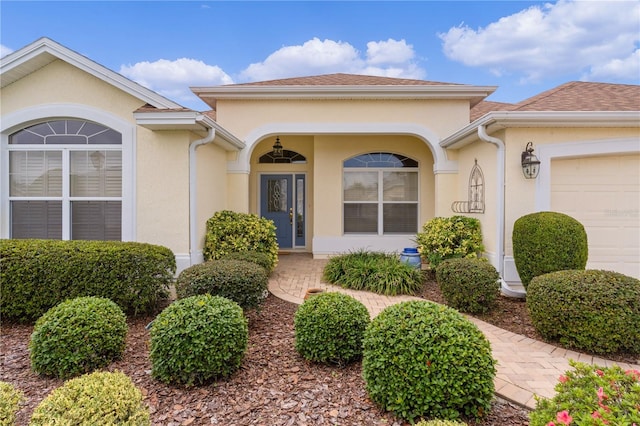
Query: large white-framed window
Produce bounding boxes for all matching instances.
[8,119,123,240]
[343,152,419,235]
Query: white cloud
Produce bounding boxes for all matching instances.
[119,58,233,105]
[366,39,415,65]
[439,0,640,83]
[1,44,14,58]
[239,37,425,81]
[585,49,640,81]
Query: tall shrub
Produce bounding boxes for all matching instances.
[415,216,484,269]
[512,211,587,289]
[203,210,278,271]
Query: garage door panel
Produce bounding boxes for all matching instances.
[551,154,640,279]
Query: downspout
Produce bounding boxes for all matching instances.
[189,126,215,266]
[477,125,521,297]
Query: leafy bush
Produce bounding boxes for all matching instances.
[436,258,500,314]
[203,210,278,271]
[527,270,640,354]
[223,250,273,273]
[416,216,484,269]
[512,211,588,289]
[362,301,496,422]
[175,259,269,311]
[29,371,149,425]
[0,239,175,321]
[29,297,127,379]
[529,360,640,426]
[0,382,24,426]
[415,421,468,426]
[294,292,370,364]
[322,250,423,295]
[150,294,248,386]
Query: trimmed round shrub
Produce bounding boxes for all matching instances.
[512,211,588,289]
[294,292,370,364]
[150,294,248,386]
[527,269,640,354]
[415,421,468,426]
[529,360,640,426]
[1,382,24,426]
[29,297,127,379]
[203,210,278,271]
[416,216,484,269]
[223,250,272,273]
[362,301,496,423]
[29,371,149,425]
[436,258,500,314]
[175,259,269,311]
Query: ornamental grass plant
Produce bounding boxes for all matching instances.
[322,249,423,295]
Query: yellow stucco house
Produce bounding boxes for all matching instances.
[2,38,638,296]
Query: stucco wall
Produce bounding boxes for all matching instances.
[216,99,470,141]
[135,129,190,254]
[1,60,142,118]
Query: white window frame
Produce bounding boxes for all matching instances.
[342,153,419,236]
[1,104,136,240]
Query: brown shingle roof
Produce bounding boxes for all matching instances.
[512,81,640,112]
[470,101,516,121]
[226,73,460,87]
[470,81,639,122]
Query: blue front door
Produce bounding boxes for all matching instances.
[260,174,305,249]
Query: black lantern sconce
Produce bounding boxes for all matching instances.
[521,142,541,179]
[272,136,284,158]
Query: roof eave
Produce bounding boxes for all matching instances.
[134,110,245,151]
[1,37,183,110]
[441,111,640,149]
[192,85,497,106]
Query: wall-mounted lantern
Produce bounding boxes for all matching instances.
[521,142,541,179]
[272,136,284,158]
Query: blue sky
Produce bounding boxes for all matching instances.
[2,1,639,110]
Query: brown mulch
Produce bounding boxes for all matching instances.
[1,290,531,426]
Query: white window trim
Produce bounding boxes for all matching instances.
[343,167,420,236]
[1,104,136,240]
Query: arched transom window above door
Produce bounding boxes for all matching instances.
[343,152,419,235]
[259,150,307,164]
[8,119,123,241]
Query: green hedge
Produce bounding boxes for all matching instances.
[203,210,278,271]
[0,239,175,321]
[436,258,500,314]
[176,259,269,311]
[512,211,588,289]
[527,269,640,354]
[416,216,484,269]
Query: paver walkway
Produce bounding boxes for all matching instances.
[268,253,640,410]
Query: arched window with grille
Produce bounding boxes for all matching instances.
[8,119,123,240]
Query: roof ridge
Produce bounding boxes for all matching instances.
[512,81,579,111]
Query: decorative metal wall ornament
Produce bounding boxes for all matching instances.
[451,159,485,213]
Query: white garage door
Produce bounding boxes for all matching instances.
[551,154,640,279]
